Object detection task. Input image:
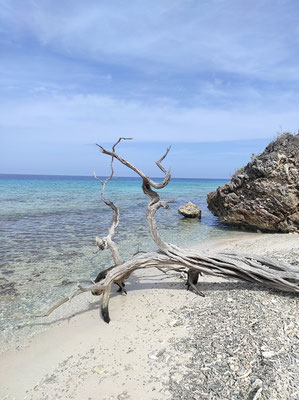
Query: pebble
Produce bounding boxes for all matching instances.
[262,351,276,358]
[92,366,106,374]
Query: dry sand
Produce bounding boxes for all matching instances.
[0,232,298,400]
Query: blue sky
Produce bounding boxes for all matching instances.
[0,0,298,178]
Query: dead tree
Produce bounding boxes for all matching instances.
[24,138,299,323]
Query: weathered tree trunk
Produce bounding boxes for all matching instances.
[23,138,299,323]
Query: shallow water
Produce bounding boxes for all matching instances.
[0,174,241,335]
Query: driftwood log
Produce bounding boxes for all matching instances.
[25,138,299,323]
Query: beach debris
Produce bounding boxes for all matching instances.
[92,366,106,374]
[167,280,299,400]
[178,202,201,218]
[207,132,299,233]
[148,348,172,364]
[20,137,299,324]
[148,351,158,360]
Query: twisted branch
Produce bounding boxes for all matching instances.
[93,138,132,265]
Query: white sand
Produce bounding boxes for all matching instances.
[0,232,298,400]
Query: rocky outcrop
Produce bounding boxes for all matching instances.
[207,133,299,232]
[178,202,201,218]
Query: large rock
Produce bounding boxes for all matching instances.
[207,133,299,232]
[178,202,201,218]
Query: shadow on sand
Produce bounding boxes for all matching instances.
[16,273,297,329]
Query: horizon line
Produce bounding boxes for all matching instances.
[0,172,229,180]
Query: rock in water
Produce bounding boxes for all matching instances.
[178,202,201,218]
[207,133,299,232]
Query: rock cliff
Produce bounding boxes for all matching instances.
[207,133,299,232]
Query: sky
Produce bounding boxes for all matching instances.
[0,0,298,178]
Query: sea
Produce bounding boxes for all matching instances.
[0,174,242,340]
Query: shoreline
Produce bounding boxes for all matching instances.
[1,232,298,399]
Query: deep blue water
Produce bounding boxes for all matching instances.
[0,173,237,332]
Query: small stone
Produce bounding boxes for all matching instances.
[148,351,158,360]
[92,366,105,374]
[262,351,275,358]
[229,363,239,371]
[164,354,171,364]
[169,319,183,327]
[178,202,201,218]
[252,378,263,388]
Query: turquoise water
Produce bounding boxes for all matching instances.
[0,174,236,333]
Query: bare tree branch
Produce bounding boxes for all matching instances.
[93,138,133,265]
[156,145,171,174]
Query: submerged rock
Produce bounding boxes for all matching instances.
[178,202,201,218]
[207,133,299,232]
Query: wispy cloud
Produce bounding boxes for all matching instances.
[1,93,298,143]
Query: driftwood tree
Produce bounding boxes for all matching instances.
[26,138,299,323]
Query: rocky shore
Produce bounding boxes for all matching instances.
[0,233,298,400]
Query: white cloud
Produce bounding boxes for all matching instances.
[1,93,298,144]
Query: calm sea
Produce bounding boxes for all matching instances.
[0,174,239,337]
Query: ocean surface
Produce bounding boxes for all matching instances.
[0,174,241,337]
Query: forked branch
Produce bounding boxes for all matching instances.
[96,143,171,189]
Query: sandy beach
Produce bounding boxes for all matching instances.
[1,232,298,400]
